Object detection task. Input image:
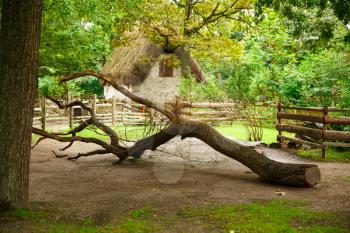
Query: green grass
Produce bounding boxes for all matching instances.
[215,124,283,144]
[296,148,350,162]
[0,207,159,233]
[76,125,145,141]
[177,200,349,233]
[32,123,281,145]
[1,201,348,233]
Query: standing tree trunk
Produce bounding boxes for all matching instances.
[0,0,42,210]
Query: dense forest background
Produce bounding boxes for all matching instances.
[39,0,350,108]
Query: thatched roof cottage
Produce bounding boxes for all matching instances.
[101,37,206,104]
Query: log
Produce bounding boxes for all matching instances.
[127,121,321,187]
[34,69,322,187]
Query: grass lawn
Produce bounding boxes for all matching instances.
[215,124,282,144]
[33,123,281,144]
[76,125,146,141]
[296,148,350,162]
[1,200,348,233]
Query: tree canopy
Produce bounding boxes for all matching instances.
[39,0,118,96]
[37,0,350,107]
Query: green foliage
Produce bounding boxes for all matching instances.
[39,0,117,95]
[40,0,114,73]
[38,76,74,97]
[201,8,350,107]
[276,49,350,107]
[74,77,104,96]
[256,0,350,38]
[179,76,228,102]
[115,0,251,63]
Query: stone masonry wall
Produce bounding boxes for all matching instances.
[132,60,181,104]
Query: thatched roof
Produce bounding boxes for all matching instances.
[102,37,163,86]
[102,37,206,86]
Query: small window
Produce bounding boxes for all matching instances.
[159,57,174,77]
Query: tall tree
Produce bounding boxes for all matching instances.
[0,0,43,210]
[116,0,253,66]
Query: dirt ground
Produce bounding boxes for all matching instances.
[27,136,350,225]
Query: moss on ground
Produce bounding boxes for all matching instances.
[1,200,348,233]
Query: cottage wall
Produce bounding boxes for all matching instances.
[103,84,131,102]
[131,61,181,104]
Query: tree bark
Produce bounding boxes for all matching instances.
[126,121,321,187]
[35,70,321,187]
[174,47,206,82]
[0,0,42,210]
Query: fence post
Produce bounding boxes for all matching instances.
[277,101,282,144]
[68,92,73,129]
[40,96,46,130]
[322,106,328,158]
[112,96,116,126]
[65,91,69,117]
[92,94,97,115]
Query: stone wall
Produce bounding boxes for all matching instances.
[131,60,181,104]
[103,60,181,104]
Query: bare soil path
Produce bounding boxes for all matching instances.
[28,136,350,225]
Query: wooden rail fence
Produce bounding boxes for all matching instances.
[166,101,275,124]
[33,95,350,157]
[276,102,350,158]
[33,96,275,130]
[33,94,150,130]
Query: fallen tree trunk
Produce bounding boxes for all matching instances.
[125,121,320,187]
[32,70,321,187]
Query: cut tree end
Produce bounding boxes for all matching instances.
[305,166,321,186]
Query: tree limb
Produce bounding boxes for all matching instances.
[59,70,177,120]
[32,127,126,161]
[68,149,110,160]
[32,69,322,187]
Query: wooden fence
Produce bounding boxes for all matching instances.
[33,94,150,130]
[166,101,275,124]
[276,102,350,157]
[33,96,275,130]
[32,95,350,157]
